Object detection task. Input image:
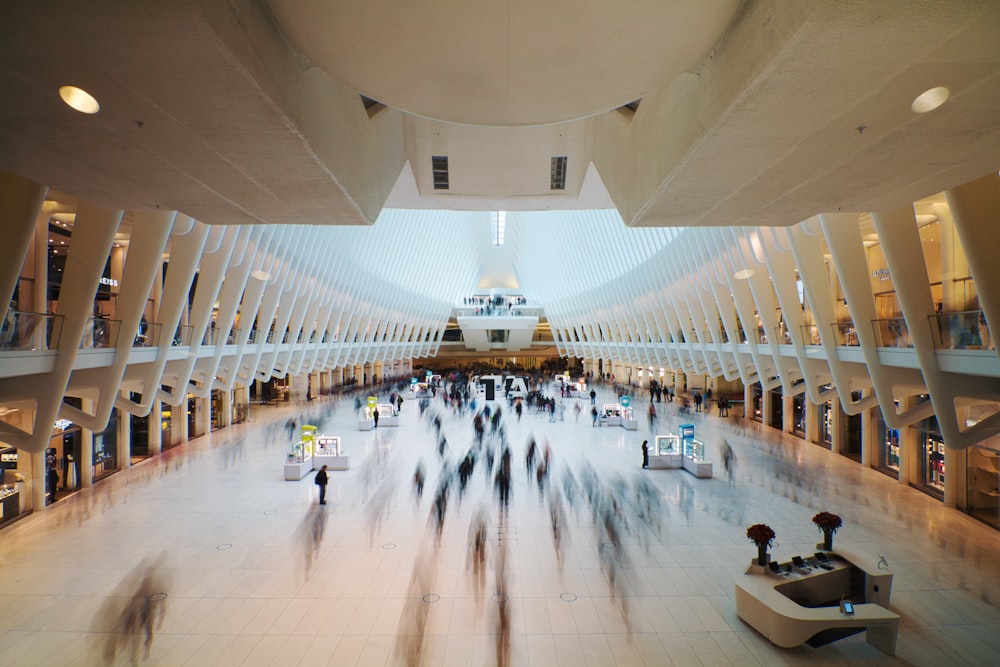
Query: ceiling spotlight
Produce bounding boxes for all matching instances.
[911,86,949,114]
[733,269,754,280]
[59,85,100,114]
[251,270,271,281]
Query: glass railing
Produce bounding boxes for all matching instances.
[132,322,162,348]
[773,326,793,345]
[172,325,193,346]
[872,317,913,348]
[0,310,64,350]
[800,324,821,345]
[81,317,121,349]
[226,328,240,345]
[201,327,219,346]
[831,322,860,346]
[930,310,993,350]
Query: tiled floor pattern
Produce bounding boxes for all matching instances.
[0,385,999,666]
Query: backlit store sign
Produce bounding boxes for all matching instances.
[99,277,119,287]
[53,419,74,431]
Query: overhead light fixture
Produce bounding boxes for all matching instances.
[251,270,271,281]
[911,86,949,114]
[59,85,100,114]
[733,269,754,280]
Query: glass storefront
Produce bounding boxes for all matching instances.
[917,416,946,499]
[232,387,248,425]
[966,446,1000,530]
[750,383,763,423]
[874,407,900,479]
[129,394,151,462]
[161,403,178,451]
[211,389,225,431]
[93,411,118,481]
[842,390,862,462]
[792,394,806,437]
[49,425,81,502]
[768,388,782,429]
[817,401,834,449]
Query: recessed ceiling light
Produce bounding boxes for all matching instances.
[59,85,100,114]
[733,269,754,280]
[911,86,949,114]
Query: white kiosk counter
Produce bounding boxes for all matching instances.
[735,547,898,654]
[313,436,349,471]
[375,404,399,427]
[649,435,683,469]
[284,442,313,480]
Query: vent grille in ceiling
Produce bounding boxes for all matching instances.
[550,156,567,190]
[432,156,449,190]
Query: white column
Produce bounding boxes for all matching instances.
[806,400,820,444]
[221,390,232,429]
[31,450,46,510]
[761,389,773,426]
[0,170,46,309]
[178,398,189,443]
[831,396,845,454]
[899,397,917,486]
[117,408,131,469]
[861,402,875,468]
[149,405,162,456]
[782,395,795,433]
[79,399,94,488]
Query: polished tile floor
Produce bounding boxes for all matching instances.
[1,385,999,666]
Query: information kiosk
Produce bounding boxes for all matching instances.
[679,423,713,478]
[735,546,899,654]
[284,424,317,480]
[376,403,399,427]
[620,396,638,430]
[358,396,377,430]
[649,435,683,469]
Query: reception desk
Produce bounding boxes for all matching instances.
[735,548,898,655]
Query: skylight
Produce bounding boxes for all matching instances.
[492,211,506,246]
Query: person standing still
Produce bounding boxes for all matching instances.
[641,440,649,469]
[373,407,380,428]
[314,465,329,504]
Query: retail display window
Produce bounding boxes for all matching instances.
[917,416,945,499]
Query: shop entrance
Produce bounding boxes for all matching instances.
[48,427,81,502]
[768,388,783,429]
[130,396,150,462]
[916,416,945,500]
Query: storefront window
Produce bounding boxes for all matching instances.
[817,401,834,449]
[768,388,782,429]
[211,389,225,431]
[966,446,1000,530]
[917,416,945,499]
[792,394,806,436]
[161,404,178,451]
[874,407,900,479]
[750,383,763,423]
[49,424,81,502]
[93,411,118,481]
[232,387,248,425]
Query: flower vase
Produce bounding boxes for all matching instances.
[756,543,769,566]
[821,528,834,551]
